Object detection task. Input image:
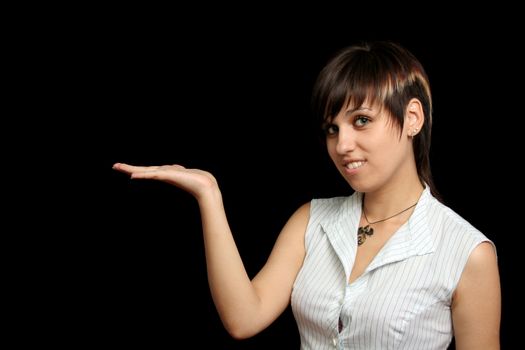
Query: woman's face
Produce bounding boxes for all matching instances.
[325,102,414,193]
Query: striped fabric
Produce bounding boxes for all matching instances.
[291,187,493,349]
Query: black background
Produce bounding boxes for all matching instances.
[49,6,521,349]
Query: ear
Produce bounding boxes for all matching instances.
[405,98,425,137]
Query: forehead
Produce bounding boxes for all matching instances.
[337,99,382,117]
[344,93,383,109]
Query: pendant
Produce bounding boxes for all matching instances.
[357,225,374,245]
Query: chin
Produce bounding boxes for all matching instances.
[344,178,381,194]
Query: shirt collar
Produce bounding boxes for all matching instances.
[320,186,436,279]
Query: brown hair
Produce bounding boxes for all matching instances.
[312,41,439,199]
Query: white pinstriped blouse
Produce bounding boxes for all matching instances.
[291,187,493,349]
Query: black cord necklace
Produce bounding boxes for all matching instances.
[357,200,418,246]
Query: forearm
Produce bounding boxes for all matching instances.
[112,163,264,336]
[198,188,261,337]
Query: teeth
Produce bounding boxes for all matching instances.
[345,161,364,169]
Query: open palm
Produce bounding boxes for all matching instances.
[113,163,218,200]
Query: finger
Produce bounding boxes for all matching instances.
[129,171,157,180]
[129,168,172,180]
[113,163,160,174]
[157,164,185,170]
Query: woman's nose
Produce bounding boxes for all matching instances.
[335,129,356,154]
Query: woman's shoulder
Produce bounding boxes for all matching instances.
[308,192,361,223]
[426,195,490,244]
[311,196,349,207]
[311,192,359,211]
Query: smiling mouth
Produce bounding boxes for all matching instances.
[344,161,366,170]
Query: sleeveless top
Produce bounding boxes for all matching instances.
[291,187,493,349]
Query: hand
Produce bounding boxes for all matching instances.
[112,163,219,200]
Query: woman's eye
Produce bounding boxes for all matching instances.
[324,124,338,135]
[355,116,370,127]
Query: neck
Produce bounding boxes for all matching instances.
[363,170,424,221]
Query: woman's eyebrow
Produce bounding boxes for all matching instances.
[345,107,372,116]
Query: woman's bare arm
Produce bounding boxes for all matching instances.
[452,242,501,349]
[113,163,308,339]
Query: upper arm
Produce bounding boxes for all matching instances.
[452,241,501,349]
[250,202,310,327]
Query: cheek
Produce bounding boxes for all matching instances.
[326,141,337,161]
[374,137,406,164]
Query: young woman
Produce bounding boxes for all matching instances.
[113,41,500,349]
